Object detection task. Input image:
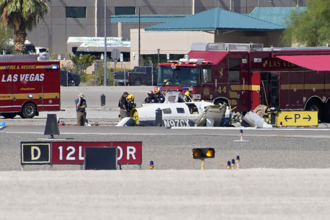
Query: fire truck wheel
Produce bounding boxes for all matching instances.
[134,79,141,86]
[1,113,17,118]
[306,99,323,122]
[322,102,330,123]
[21,103,37,118]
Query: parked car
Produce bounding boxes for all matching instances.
[35,47,50,61]
[60,68,80,86]
[114,66,158,86]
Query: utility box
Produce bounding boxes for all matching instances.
[101,94,106,106]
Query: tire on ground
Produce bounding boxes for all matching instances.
[21,103,37,118]
[134,79,141,86]
[322,101,330,123]
[305,99,323,122]
[69,79,76,86]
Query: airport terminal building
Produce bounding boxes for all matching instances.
[26,0,307,68]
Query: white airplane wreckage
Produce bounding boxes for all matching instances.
[117,91,272,128]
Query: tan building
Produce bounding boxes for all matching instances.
[128,7,285,68]
[26,0,306,59]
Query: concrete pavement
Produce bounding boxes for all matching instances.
[1,169,329,220]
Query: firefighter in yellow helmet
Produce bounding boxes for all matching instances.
[127,94,135,102]
[126,94,136,115]
[184,91,193,102]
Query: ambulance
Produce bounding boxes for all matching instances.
[0,55,61,118]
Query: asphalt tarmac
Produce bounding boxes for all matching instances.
[1,125,330,171]
[1,86,330,219]
[1,169,330,220]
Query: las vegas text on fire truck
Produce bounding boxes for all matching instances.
[0,55,61,118]
[158,42,330,122]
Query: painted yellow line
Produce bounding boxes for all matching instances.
[20,88,36,91]
[229,84,330,91]
[250,85,260,91]
[0,64,58,70]
[230,85,260,91]
[229,99,237,106]
[304,84,325,90]
[0,93,60,101]
[229,91,237,98]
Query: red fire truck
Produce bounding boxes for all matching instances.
[0,55,61,118]
[158,43,330,122]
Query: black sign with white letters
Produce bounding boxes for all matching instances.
[21,142,51,164]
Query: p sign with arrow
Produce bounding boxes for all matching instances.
[277,111,318,127]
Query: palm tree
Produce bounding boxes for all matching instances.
[0,0,49,54]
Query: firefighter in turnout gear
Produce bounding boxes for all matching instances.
[184,91,193,102]
[155,91,165,103]
[143,90,156,103]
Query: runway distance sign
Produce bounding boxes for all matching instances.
[51,142,142,165]
[21,142,51,164]
[277,111,318,127]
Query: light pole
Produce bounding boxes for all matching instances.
[157,49,160,66]
[104,0,107,86]
[150,61,153,86]
[138,7,140,66]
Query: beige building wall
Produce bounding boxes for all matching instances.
[215,31,283,46]
[130,29,214,68]
[130,29,284,68]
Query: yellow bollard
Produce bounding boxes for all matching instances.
[227,161,231,169]
[201,159,205,170]
[236,156,240,169]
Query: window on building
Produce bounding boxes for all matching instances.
[66,7,86,18]
[71,47,78,54]
[229,60,240,82]
[115,7,135,15]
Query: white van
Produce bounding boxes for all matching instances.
[35,47,50,61]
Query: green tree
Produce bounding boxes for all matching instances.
[282,0,330,47]
[0,0,49,54]
[69,54,97,76]
[0,24,14,53]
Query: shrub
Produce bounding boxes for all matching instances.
[80,74,87,82]
[69,54,96,76]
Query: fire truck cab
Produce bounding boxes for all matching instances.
[158,42,330,122]
[0,55,61,119]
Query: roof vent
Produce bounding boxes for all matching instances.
[206,43,226,51]
[226,43,263,51]
[191,42,263,51]
[191,42,209,51]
